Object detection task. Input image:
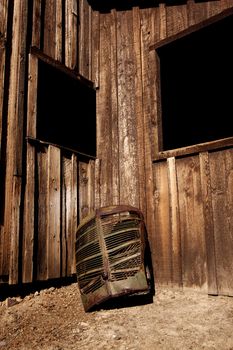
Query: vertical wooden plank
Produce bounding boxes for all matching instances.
[27,54,38,137]
[79,161,89,220]
[65,0,78,69]
[44,0,62,61]
[70,153,77,274]
[0,0,8,37]
[187,0,207,26]
[22,0,41,282]
[37,146,48,280]
[207,1,224,18]
[0,41,5,155]
[210,149,233,296]
[0,1,7,269]
[159,3,167,40]
[220,0,233,12]
[94,158,101,209]
[87,160,95,213]
[79,0,91,79]
[167,157,182,287]
[199,151,218,295]
[31,0,41,48]
[47,145,61,279]
[4,0,28,284]
[61,155,72,277]
[153,161,172,286]
[91,10,100,87]
[176,156,207,290]
[166,4,188,37]
[140,7,157,275]
[110,9,119,206]
[97,12,112,206]
[117,9,139,208]
[22,143,35,283]
[61,153,77,276]
[0,0,8,154]
[132,7,146,214]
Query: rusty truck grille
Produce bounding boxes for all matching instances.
[75,205,150,311]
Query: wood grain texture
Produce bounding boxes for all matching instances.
[27,54,38,137]
[91,10,100,87]
[176,156,207,290]
[79,161,89,220]
[210,149,233,296]
[0,0,8,155]
[166,3,188,37]
[0,42,5,161]
[199,151,218,295]
[98,12,112,206]
[117,10,139,207]
[31,0,41,48]
[65,0,78,69]
[139,7,157,266]
[44,0,62,61]
[61,153,77,276]
[47,146,61,279]
[167,157,182,286]
[70,154,78,274]
[110,9,119,206]
[5,0,28,284]
[132,7,146,214]
[153,161,172,285]
[22,143,35,283]
[79,0,92,79]
[61,156,72,277]
[37,146,48,280]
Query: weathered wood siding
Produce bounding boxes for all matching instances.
[0,0,96,285]
[92,0,233,295]
[0,0,232,295]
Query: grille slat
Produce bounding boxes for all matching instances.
[75,205,150,311]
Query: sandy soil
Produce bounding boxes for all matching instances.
[0,282,233,350]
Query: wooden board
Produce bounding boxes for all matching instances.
[5,0,28,284]
[61,153,78,276]
[43,0,62,61]
[166,3,188,37]
[132,7,146,214]
[199,151,218,295]
[22,143,35,283]
[98,12,113,207]
[65,0,78,69]
[110,9,119,206]
[116,9,139,208]
[47,145,61,279]
[167,157,182,287]
[210,149,233,296]
[61,155,72,277]
[176,156,207,290]
[79,0,92,79]
[37,146,49,280]
[153,160,172,285]
[91,10,100,87]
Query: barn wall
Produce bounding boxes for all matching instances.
[92,0,233,295]
[0,0,97,285]
[0,0,232,295]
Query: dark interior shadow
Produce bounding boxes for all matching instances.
[90,289,155,312]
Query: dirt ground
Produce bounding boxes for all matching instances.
[0,281,233,350]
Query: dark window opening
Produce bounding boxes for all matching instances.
[156,13,233,151]
[37,60,96,157]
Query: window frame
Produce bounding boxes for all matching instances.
[28,46,97,158]
[150,7,233,162]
